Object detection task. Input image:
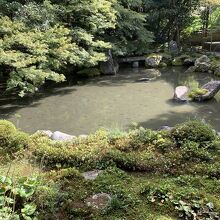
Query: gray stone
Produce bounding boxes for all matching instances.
[36,130,53,138]
[169,40,178,53]
[174,86,189,102]
[214,67,220,76]
[195,55,211,72]
[183,58,195,66]
[145,54,162,67]
[193,81,220,101]
[195,55,210,65]
[51,131,76,141]
[85,193,111,209]
[132,61,139,68]
[100,50,119,75]
[82,170,102,180]
[136,78,150,82]
[184,66,197,74]
[196,62,210,72]
[158,126,173,131]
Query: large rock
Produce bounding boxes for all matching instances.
[100,50,119,75]
[183,58,195,66]
[169,40,178,54]
[145,54,162,67]
[184,66,197,74]
[193,81,220,101]
[51,131,76,141]
[174,86,189,102]
[214,67,220,77]
[195,55,210,72]
[85,193,111,209]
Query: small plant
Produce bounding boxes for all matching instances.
[0,175,39,219]
[188,88,208,99]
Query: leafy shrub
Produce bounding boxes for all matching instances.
[181,141,214,162]
[0,175,39,220]
[0,120,29,154]
[171,120,216,146]
[128,127,158,150]
[140,184,220,219]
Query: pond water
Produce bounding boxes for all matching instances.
[1,67,220,135]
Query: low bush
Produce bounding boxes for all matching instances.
[0,120,29,154]
[171,120,216,146]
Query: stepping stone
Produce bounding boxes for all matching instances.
[82,170,102,180]
[85,193,111,209]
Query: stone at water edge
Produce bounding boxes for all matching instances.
[136,78,151,82]
[184,66,197,74]
[174,86,189,102]
[85,193,112,210]
[82,170,102,180]
[132,61,139,68]
[183,58,195,66]
[195,55,211,72]
[193,81,220,101]
[195,55,210,65]
[36,130,53,138]
[51,131,76,141]
[100,50,119,75]
[214,67,220,76]
[145,54,162,67]
[158,126,173,131]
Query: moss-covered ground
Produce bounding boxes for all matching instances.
[0,120,220,219]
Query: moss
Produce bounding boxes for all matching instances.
[77,68,101,77]
[171,120,216,146]
[0,120,29,155]
[188,88,208,99]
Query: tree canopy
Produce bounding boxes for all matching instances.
[0,0,216,96]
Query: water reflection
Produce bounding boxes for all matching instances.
[0,67,220,135]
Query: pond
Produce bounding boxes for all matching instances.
[1,67,220,135]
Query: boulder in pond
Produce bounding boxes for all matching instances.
[174,86,189,102]
[195,55,210,72]
[184,66,197,74]
[85,193,111,209]
[145,54,162,67]
[193,81,220,101]
[51,131,76,141]
[100,50,119,75]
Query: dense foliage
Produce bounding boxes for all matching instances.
[0,0,207,96]
[0,119,220,219]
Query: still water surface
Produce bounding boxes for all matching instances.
[1,67,220,135]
